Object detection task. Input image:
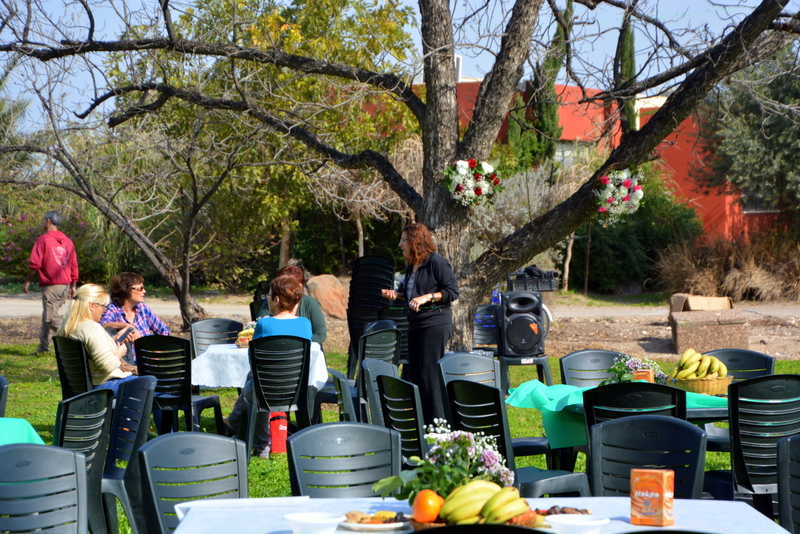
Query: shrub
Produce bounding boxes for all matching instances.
[656,232,800,301]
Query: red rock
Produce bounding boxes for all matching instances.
[306,274,347,320]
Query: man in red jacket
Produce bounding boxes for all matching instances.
[23,211,79,354]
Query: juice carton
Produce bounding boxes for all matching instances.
[630,468,674,526]
[632,369,655,382]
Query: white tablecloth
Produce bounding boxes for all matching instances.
[192,343,328,392]
[173,496,787,534]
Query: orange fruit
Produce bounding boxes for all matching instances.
[411,489,445,523]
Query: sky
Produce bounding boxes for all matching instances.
[5,0,794,129]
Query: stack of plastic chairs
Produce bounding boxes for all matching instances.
[346,256,395,379]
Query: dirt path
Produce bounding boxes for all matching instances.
[2,293,799,359]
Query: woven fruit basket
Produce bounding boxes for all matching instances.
[410,519,447,531]
[672,376,733,395]
[410,517,542,530]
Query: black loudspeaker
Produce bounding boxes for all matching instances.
[500,291,547,356]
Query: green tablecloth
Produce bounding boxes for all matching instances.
[505,379,728,449]
[0,418,45,446]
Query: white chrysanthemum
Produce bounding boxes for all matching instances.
[456,160,470,175]
[479,162,494,175]
[632,189,644,201]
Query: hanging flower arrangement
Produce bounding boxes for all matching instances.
[444,159,503,207]
[595,169,644,225]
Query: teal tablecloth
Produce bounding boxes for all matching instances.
[505,380,728,449]
[0,418,45,446]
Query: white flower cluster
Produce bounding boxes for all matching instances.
[444,159,503,207]
[596,169,644,225]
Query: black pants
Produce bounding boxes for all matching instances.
[406,322,452,427]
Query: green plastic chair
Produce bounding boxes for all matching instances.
[138,433,248,534]
[0,443,88,534]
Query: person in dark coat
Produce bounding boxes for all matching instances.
[382,223,459,425]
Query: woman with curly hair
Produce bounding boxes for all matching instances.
[100,272,170,362]
[382,223,459,425]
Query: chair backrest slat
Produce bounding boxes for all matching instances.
[730,374,800,494]
[249,335,311,414]
[0,375,8,417]
[362,359,398,425]
[704,348,775,381]
[190,318,244,358]
[53,336,94,399]
[0,444,88,534]
[582,382,687,432]
[446,380,516,471]
[589,414,707,499]
[559,349,624,387]
[135,335,193,410]
[376,375,426,465]
[287,421,402,498]
[138,433,248,534]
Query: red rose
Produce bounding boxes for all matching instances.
[598,206,608,213]
[474,187,483,196]
[634,184,643,191]
[475,173,483,181]
[468,159,477,168]
[455,183,464,192]
[492,176,501,186]
[600,175,610,185]
[607,197,614,203]
[622,178,632,189]
[623,194,631,202]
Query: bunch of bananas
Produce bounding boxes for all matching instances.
[669,348,728,380]
[437,481,533,525]
[236,327,255,346]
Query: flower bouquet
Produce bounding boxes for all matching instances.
[596,169,644,225]
[444,159,503,207]
[599,353,668,386]
[372,421,522,530]
[372,421,514,504]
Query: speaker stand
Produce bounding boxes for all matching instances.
[499,354,553,393]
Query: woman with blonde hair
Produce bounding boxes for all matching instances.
[57,283,137,392]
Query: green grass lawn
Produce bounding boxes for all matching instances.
[4,340,800,527]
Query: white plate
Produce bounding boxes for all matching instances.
[339,521,410,532]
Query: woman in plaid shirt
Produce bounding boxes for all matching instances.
[100,272,170,362]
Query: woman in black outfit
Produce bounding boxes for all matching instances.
[381,223,459,425]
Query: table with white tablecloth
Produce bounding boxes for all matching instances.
[191,343,328,392]
[173,495,786,534]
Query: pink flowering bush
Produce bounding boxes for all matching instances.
[372,420,514,504]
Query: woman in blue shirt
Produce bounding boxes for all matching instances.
[226,275,311,458]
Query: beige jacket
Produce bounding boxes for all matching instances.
[70,321,132,386]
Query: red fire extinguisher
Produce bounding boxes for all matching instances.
[269,412,289,453]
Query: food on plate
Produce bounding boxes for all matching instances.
[538,506,593,516]
[344,511,407,524]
